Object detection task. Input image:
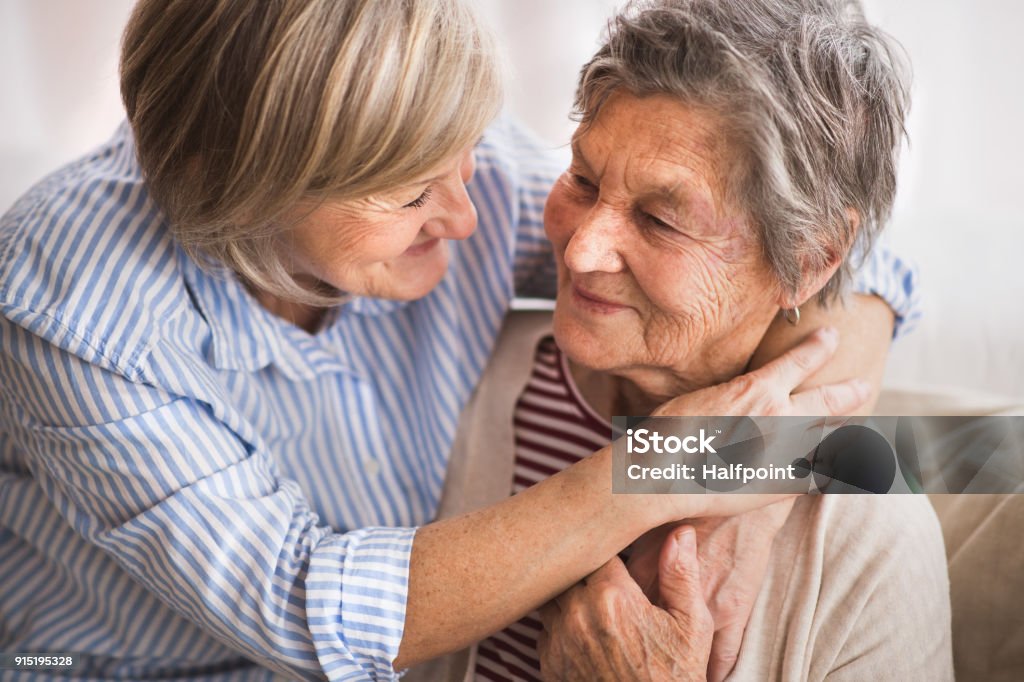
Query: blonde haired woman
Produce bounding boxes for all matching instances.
[0,1,916,680]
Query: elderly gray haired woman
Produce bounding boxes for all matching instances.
[411,0,952,680]
[0,0,921,680]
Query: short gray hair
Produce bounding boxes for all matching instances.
[575,0,910,302]
[121,0,502,306]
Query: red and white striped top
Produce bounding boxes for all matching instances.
[474,336,614,682]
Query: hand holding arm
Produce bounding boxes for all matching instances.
[538,526,713,682]
[618,296,894,679]
[398,327,867,668]
[749,294,895,415]
[627,500,795,682]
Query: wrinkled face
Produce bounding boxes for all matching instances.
[279,146,478,301]
[546,93,785,395]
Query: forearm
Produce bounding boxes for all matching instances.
[396,445,657,669]
[749,294,894,414]
[397,327,871,669]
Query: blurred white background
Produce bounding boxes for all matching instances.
[1,0,1021,401]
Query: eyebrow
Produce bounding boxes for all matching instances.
[646,183,695,211]
[402,172,447,189]
[571,139,696,212]
[402,138,482,190]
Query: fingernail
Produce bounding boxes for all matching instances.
[819,326,838,342]
[855,378,871,396]
[676,528,695,563]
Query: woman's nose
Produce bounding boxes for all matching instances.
[425,174,477,241]
[444,186,478,240]
[563,207,626,273]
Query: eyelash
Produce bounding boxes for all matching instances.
[403,186,433,209]
[571,173,596,191]
[644,213,674,230]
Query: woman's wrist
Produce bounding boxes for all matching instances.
[581,444,699,531]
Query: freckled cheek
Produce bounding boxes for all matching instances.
[355,219,430,260]
[294,227,408,280]
[631,251,717,317]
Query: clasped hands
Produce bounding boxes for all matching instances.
[537,499,794,682]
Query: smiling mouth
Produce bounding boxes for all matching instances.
[404,238,440,257]
[571,284,629,313]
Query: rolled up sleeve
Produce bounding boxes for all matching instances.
[308,529,414,679]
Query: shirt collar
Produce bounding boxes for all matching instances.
[344,296,410,317]
[178,246,396,380]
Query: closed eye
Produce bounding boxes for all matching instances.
[571,173,597,190]
[403,186,433,209]
[646,213,673,229]
[637,210,682,235]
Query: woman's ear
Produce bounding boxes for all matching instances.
[777,208,860,309]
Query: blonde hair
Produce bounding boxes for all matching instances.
[121,0,502,305]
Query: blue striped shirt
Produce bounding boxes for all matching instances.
[0,118,918,681]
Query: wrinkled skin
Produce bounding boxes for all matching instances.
[539,92,849,682]
[538,527,713,682]
[627,500,795,681]
[545,94,842,404]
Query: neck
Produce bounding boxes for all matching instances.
[245,283,327,335]
[568,359,673,421]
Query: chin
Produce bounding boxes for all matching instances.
[380,245,451,300]
[552,306,627,372]
[390,271,447,301]
[360,241,444,301]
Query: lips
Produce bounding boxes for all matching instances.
[571,284,629,312]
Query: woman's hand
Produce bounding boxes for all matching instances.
[627,500,795,682]
[642,326,867,523]
[653,326,870,420]
[538,527,713,682]
[750,294,896,415]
